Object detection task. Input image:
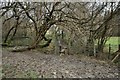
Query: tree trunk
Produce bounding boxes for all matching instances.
[54,27,60,54]
[4,16,19,44]
[4,26,15,43]
[11,24,51,52]
[10,26,18,41]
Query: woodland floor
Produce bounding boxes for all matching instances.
[2,48,120,78]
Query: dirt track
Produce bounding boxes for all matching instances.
[2,49,119,78]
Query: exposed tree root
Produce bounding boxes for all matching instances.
[11,39,52,52]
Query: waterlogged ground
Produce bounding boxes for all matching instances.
[2,48,119,78]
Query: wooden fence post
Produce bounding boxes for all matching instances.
[118,44,120,50]
[108,44,111,59]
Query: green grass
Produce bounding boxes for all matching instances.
[104,37,120,53]
[106,37,120,45]
[95,37,119,53]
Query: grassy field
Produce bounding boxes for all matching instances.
[104,37,120,53]
[106,37,120,45]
